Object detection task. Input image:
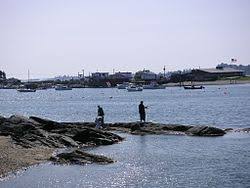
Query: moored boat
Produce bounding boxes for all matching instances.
[117,82,130,89]
[17,70,36,92]
[55,85,72,90]
[183,85,204,90]
[17,88,36,92]
[127,85,143,92]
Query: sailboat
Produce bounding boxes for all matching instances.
[17,70,36,92]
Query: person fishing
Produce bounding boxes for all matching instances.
[138,101,147,122]
[97,105,105,125]
[95,116,103,129]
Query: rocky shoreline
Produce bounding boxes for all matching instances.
[0,115,123,178]
[0,115,248,178]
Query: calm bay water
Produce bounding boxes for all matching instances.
[0,84,250,128]
[0,84,250,187]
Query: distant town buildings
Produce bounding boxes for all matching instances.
[134,70,157,81]
[91,72,109,80]
[55,65,246,85]
[191,66,245,81]
[1,61,249,89]
[218,63,250,75]
[112,72,133,80]
[54,75,80,81]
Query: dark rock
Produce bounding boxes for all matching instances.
[51,149,114,165]
[49,134,79,147]
[110,123,224,136]
[0,115,6,124]
[0,121,37,137]
[73,128,123,146]
[62,122,96,128]
[162,125,193,132]
[29,128,49,138]
[15,132,79,148]
[90,137,115,145]
[0,115,123,148]
[186,126,225,136]
[241,128,250,133]
[8,115,39,125]
[0,114,226,152]
[109,122,135,128]
[130,123,141,132]
[224,128,234,132]
[29,116,61,131]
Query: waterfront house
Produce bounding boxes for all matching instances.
[191,66,245,81]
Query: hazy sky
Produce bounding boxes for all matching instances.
[0,0,249,79]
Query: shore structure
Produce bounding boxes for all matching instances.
[0,115,249,178]
[2,63,250,89]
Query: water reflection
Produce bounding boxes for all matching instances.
[1,132,250,187]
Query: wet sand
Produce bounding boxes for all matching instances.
[0,136,54,178]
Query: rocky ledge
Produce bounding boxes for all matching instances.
[0,115,123,169]
[62,122,226,136]
[106,122,226,136]
[0,115,228,174]
[51,149,114,165]
[0,115,123,148]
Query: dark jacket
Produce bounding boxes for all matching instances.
[139,104,145,115]
[98,107,104,116]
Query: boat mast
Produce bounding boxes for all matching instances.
[28,69,30,83]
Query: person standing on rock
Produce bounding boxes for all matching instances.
[97,105,105,125]
[139,101,147,122]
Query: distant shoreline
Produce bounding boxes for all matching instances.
[1,79,250,90]
[165,79,250,87]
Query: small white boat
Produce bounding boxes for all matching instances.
[55,85,72,90]
[117,82,130,89]
[17,88,36,92]
[143,82,166,89]
[183,85,205,90]
[127,85,143,92]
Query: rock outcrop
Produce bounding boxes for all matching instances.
[51,149,114,165]
[185,126,226,136]
[0,115,227,169]
[0,115,123,149]
[106,122,225,136]
[0,115,124,167]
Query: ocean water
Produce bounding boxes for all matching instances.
[0,84,250,187]
[0,84,250,128]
